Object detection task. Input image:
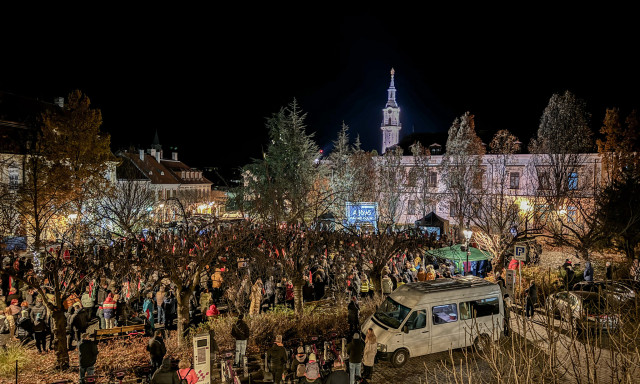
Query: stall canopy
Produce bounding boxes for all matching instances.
[425,244,493,277]
[414,211,449,238]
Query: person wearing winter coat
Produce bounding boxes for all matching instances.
[524,280,538,319]
[32,312,47,353]
[347,296,360,338]
[417,267,427,282]
[161,291,177,330]
[291,345,308,380]
[263,276,275,309]
[205,304,219,321]
[102,292,117,329]
[3,307,17,341]
[147,330,167,374]
[249,278,263,316]
[177,359,198,384]
[266,334,288,384]
[362,328,377,379]
[16,310,32,342]
[345,333,365,384]
[231,313,250,367]
[285,280,294,309]
[143,291,155,332]
[150,357,179,384]
[324,359,349,384]
[583,261,594,282]
[80,285,94,319]
[79,333,99,384]
[156,286,166,326]
[199,288,212,316]
[381,274,393,296]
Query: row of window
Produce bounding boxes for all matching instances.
[405,297,501,330]
[405,170,579,191]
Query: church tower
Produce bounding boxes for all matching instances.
[381,68,401,154]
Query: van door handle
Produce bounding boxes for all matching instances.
[422,331,429,333]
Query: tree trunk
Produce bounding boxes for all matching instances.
[51,308,70,370]
[175,286,191,347]
[293,282,303,316]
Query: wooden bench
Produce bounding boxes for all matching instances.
[93,324,146,341]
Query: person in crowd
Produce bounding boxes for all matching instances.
[206,303,220,322]
[102,292,117,329]
[606,261,613,280]
[304,352,321,383]
[150,357,179,384]
[78,332,98,384]
[381,273,393,297]
[359,273,370,299]
[177,359,198,384]
[156,286,166,326]
[362,327,377,380]
[562,258,575,288]
[95,282,108,329]
[347,295,360,339]
[631,259,640,281]
[583,261,594,282]
[199,288,212,316]
[6,287,20,307]
[345,332,365,384]
[32,312,47,353]
[80,285,94,321]
[313,270,326,301]
[417,267,427,282]
[324,359,349,384]
[425,264,436,280]
[285,280,295,309]
[147,330,167,375]
[263,275,276,309]
[16,309,32,343]
[69,301,90,350]
[291,345,308,381]
[267,334,288,384]
[162,290,177,330]
[231,313,250,368]
[524,280,538,319]
[143,291,155,333]
[249,278,263,316]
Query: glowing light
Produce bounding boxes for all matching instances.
[158,204,165,208]
[68,213,78,220]
[463,229,472,241]
[519,200,531,212]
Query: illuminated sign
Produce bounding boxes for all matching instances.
[346,202,378,231]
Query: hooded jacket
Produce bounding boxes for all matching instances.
[150,357,179,384]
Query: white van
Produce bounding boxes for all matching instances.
[361,275,504,367]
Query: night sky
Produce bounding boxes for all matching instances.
[2,7,638,184]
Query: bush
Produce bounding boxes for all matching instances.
[0,343,29,376]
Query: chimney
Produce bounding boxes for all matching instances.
[54,97,64,108]
[139,149,145,161]
[172,152,178,161]
[155,151,161,163]
[149,149,156,158]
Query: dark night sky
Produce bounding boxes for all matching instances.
[2,7,638,184]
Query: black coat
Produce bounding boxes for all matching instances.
[346,338,365,364]
[267,343,288,371]
[347,301,360,324]
[324,369,349,384]
[79,339,99,368]
[231,319,250,340]
[147,336,167,360]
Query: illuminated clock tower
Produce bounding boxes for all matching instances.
[381,68,401,154]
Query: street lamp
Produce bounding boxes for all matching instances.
[520,199,532,235]
[463,229,472,276]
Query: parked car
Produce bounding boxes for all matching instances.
[546,291,620,334]
[572,280,636,305]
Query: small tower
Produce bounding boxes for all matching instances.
[381,68,401,154]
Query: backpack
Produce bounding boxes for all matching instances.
[178,368,192,384]
[296,363,306,377]
[305,361,320,380]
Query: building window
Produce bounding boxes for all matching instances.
[406,168,416,187]
[568,172,578,190]
[428,171,437,188]
[509,172,520,189]
[473,170,485,190]
[567,205,577,222]
[408,200,416,215]
[8,165,19,190]
[449,202,457,218]
[538,171,550,190]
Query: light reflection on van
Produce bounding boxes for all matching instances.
[362,275,504,367]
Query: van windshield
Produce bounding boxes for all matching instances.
[374,297,411,329]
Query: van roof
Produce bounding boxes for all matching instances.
[390,276,499,308]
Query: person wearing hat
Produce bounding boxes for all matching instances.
[345,332,365,384]
[291,345,308,380]
[324,358,349,384]
[304,352,321,383]
[266,334,287,384]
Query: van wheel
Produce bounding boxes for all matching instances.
[391,348,409,368]
[473,333,491,353]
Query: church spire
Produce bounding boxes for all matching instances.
[151,129,162,151]
[381,68,401,154]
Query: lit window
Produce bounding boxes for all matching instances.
[428,172,437,188]
[567,206,577,222]
[8,165,19,190]
[568,172,578,190]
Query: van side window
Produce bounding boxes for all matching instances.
[459,297,500,320]
[432,304,458,324]
[405,310,427,330]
